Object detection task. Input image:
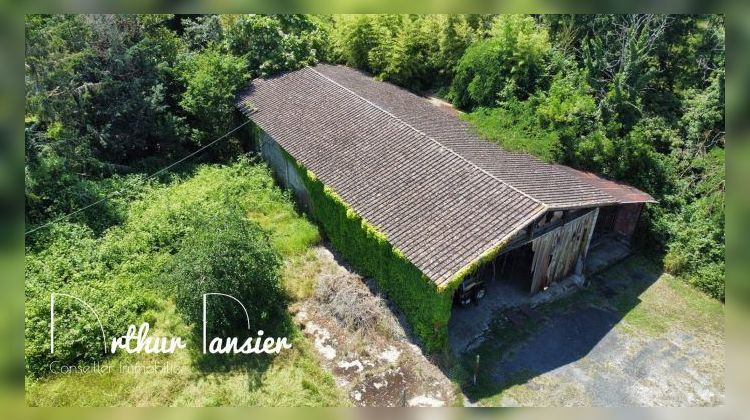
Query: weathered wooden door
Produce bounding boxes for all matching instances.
[529,209,599,294]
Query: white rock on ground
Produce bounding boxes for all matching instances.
[305,322,336,360]
[408,395,445,407]
[378,346,401,364]
[337,359,365,373]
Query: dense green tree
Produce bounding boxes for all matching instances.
[379,15,441,91]
[224,14,329,77]
[450,15,551,109]
[437,15,477,85]
[365,14,402,75]
[332,14,379,71]
[176,47,249,156]
[182,14,224,50]
[534,64,599,162]
[464,14,495,38]
[25,15,188,230]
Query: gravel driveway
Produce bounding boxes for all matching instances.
[461,256,725,406]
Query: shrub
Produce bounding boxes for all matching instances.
[177,47,249,152]
[25,159,315,377]
[159,208,284,336]
[463,101,562,162]
[662,185,725,301]
[450,15,551,109]
[104,158,318,257]
[691,263,725,301]
[24,223,160,378]
[534,66,599,162]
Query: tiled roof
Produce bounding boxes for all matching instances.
[236,64,646,287]
[309,65,618,210]
[554,165,657,204]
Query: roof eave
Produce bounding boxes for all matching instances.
[436,203,548,291]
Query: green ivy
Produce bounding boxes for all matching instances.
[283,152,456,350]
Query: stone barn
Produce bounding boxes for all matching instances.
[236,64,655,349]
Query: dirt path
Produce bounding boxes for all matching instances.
[291,245,457,407]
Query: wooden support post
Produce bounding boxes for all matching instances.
[473,354,480,386]
[581,207,599,274]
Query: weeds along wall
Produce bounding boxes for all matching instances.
[264,136,456,350]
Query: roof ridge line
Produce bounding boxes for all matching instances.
[306,65,546,208]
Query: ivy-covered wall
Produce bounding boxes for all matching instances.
[272,144,456,350]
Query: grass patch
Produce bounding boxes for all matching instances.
[25,159,346,406]
[615,273,724,337]
[25,302,347,406]
[601,255,724,337]
[282,248,328,302]
[244,196,320,257]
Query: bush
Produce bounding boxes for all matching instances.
[159,208,284,336]
[177,47,249,151]
[25,159,315,378]
[534,66,599,162]
[24,223,160,378]
[450,15,551,109]
[464,101,562,162]
[662,184,725,301]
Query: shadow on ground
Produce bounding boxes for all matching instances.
[456,255,661,404]
[189,312,297,383]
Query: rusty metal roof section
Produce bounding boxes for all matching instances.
[236,64,651,287]
[554,165,657,204]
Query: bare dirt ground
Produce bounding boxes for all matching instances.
[290,245,457,407]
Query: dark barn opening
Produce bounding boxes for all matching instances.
[494,243,534,293]
[592,203,644,245]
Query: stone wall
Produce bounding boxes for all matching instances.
[260,131,311,211]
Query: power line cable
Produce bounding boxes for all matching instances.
[25,120,251,236]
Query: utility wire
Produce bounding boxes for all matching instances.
[25,120,251,236]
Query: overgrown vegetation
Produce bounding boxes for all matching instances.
[328,14,725,301]
[24,14,330,233]
[450,15,551,108]
[160,207,285,338]
[25,14,724,391]
[288,156,456,350]
[25,159,348,405]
